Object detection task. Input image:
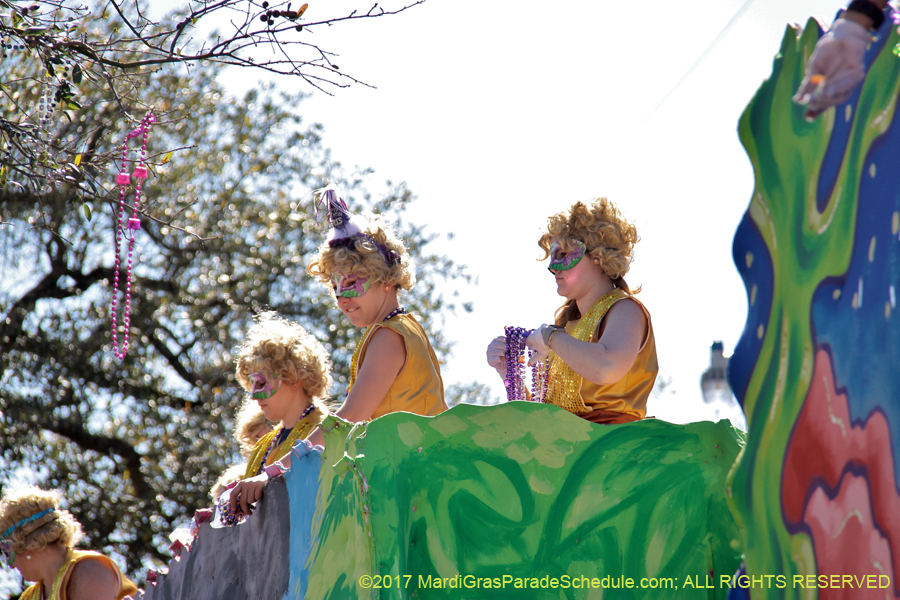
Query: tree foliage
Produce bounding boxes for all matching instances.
[0,3,469,588]
[0,0,422,216]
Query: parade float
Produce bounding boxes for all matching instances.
[142,12,900,600]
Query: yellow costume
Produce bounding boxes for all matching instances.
[19,548,137,600]
[349,313,447,419]
[546,289,658,420]
[242,407,323,479]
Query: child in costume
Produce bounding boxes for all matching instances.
[209,405,274,500]
[233,404,276,457]
[0,485,137,600]
[224,311,332,520]
[486,198,658,424]
[304,185,447,447]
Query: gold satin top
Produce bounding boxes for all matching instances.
[243,408,323,479]
[20,548,137,600]
[349,313,447,419]
[545,290,658,418]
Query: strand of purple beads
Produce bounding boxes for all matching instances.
[504,326,550,402]
[504,326,529,401]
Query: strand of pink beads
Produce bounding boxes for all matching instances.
[111,111,155,360]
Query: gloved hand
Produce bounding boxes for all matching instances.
[793,18,872,119]
[486,335,508,378]
[525,325,551,366]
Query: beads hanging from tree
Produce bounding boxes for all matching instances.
[110,111,155,360]
[1,37,25,60]
[38,84,52,126]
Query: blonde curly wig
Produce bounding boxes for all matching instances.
[538,198,641,325]
[208,405,275,500]
[235,312,333,407]
[209,464,247,501]
[0,486,82,555]
[538,198,639,281]
[233,404,274,457]
[307,215,415,291]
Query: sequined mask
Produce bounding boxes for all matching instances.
[548,240,586,272]
[249,371,280,400]
[332,273,371,298]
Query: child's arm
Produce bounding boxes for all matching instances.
[553,300,645,384]
[67,558,120,600]
[306,327,406,447]
[527,299,646,386]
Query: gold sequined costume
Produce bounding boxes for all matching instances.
[243,408,324,479]
[349,313,447,419]
[19,548,137,600]
[546,289,658,420]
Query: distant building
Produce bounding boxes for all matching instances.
[700,341,747,430]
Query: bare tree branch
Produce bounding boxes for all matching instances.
[0,0,425,228]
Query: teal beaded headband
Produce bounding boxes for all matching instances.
[0,508,54,539]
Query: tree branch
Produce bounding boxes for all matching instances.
[41,414,154,500]
[147,327,200,386]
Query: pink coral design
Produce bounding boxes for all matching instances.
[782,350,900,597]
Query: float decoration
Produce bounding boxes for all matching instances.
[728,13,900,598]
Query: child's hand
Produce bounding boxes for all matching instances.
[229,473,268,516]
[793,19,870,119]
[525,326,551,366]
[486,336,508,378]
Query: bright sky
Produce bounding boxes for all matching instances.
[155,0,844,424]
[0,3,858,591]
[289,0,843,424]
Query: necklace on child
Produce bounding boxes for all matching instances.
[256,403,318,474]
[383,306,406,321]
[347,307,408,393]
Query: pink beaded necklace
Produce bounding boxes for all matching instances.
[111,112,155,359]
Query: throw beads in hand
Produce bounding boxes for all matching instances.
[504,326,549,403]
